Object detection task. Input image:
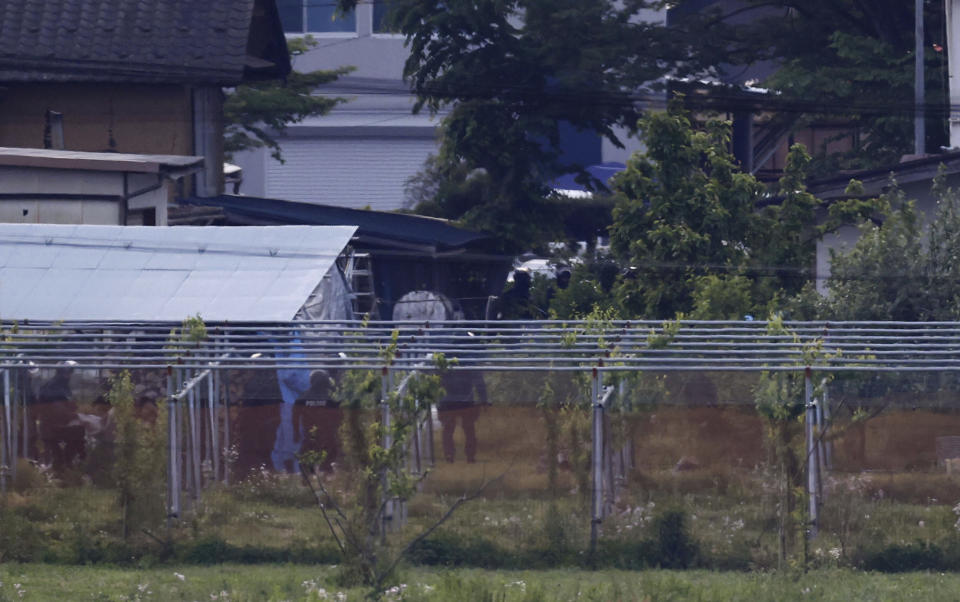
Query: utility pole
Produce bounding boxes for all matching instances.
[916,0,926,155]
[947,0,960,148]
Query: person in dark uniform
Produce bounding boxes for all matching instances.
[497,269,534,320]
[438,369,487,463]
[294,369,341,471]
[232,369,282,478]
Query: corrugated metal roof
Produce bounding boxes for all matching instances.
[0,0,290,85]
[0,223,356,321]
[0,147,204,173]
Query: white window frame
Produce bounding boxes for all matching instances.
[280,1,404,38]
[281,0,358,37]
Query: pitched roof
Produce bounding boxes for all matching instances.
[808,150,960,200]
[177,195,491,252]
[0,0,290,85]
[0,223,356,321]
[0,146,203,174]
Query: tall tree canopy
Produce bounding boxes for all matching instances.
[672,0,949,173]
[338,0,706,251]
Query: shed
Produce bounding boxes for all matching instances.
[0,147,204,226]
[175,195,512,320]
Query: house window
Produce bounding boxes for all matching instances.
[373,0,399,34]
[278,0,357,34]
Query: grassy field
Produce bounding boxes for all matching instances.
[3,564,960,601]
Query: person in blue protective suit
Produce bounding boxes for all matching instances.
[273,361,312,473]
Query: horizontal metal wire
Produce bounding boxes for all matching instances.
[3,319,960,372]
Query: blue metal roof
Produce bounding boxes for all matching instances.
[549,162,626,193]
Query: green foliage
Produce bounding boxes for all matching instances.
[751,317,834,569]
[109,372,168,539]
[863,541,946,573]
[609,101,878,320]
[814,172,960,321]
[355,0,692,251]
[298,333,474,592]
[166,314,209,359]
[673,0,948,172]
[653,509,699,569]
[546,258,620,320]
[0,503,44,562]
[223,36,352,162]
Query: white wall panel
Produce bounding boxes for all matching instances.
[265,137,437,211]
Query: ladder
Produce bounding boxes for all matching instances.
[344,252,377,318]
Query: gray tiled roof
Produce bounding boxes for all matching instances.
[0,0,286,85]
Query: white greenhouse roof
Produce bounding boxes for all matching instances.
[0,224,357,322]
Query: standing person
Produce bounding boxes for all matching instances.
[34,361,84,473]
[497,269,534,320]
[438,369,488,463]
[295,369,341,471]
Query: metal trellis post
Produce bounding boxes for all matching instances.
[590,365,604,556]
[805,367,819,539]
[381,365,394,536]
[167,367,181,523]
[1,367,8,494]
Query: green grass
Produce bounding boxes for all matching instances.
[3,565,960,601]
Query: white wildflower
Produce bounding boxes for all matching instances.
[507,580,527,592]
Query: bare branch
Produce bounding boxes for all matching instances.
[374,467,510,591]
[299,464,346,555]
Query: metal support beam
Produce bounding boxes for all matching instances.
[805,368,819,539]
[916,0,926,155]
[590,366,604,557]
[1,368,9,494]
[381,366,394,536]
[167,368,181,523]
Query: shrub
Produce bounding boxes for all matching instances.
[654,509,699,569]
[0,505,43,562]
[863,541,944,572]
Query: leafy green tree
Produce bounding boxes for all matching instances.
[672,0,948,172]
[298,334,500,593]
[340,0,702,251]
[223,36,352,162]
[607,100,874,320]
[804,171,960,321]
[109,371,167,540]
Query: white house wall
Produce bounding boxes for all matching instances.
[263,136,437,210]
[0,165,171,225]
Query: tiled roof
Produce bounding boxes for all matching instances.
[0,0,288,85]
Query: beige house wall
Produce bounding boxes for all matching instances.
[0,83,223,196]
[0,83,194,155]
